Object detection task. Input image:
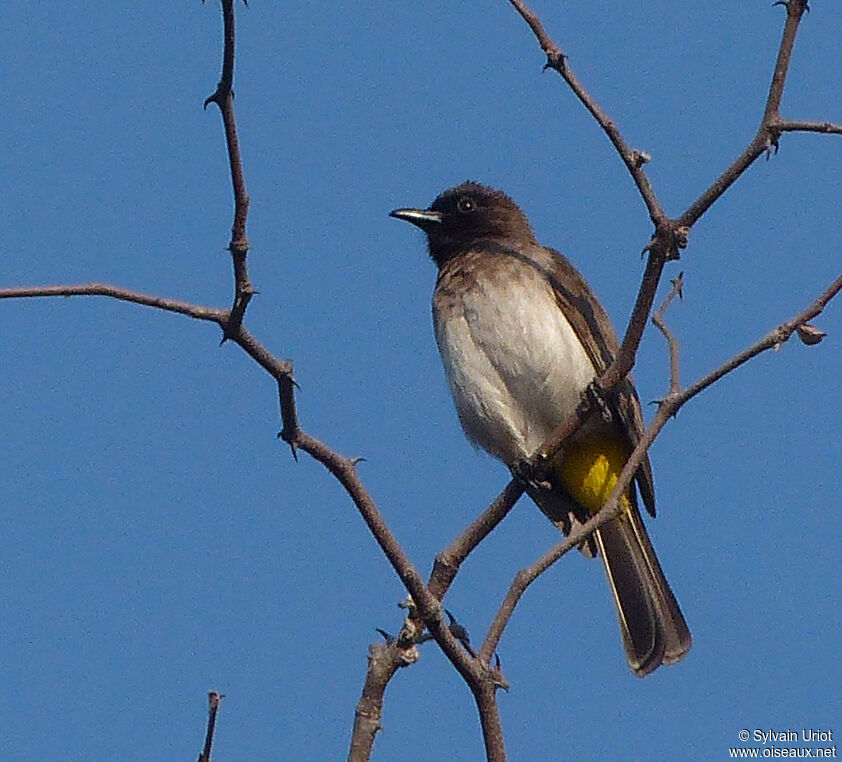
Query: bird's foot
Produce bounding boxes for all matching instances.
[512,457,553,492]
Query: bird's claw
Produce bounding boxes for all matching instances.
[512,458,553,492]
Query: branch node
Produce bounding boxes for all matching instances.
[658,391,682,418]
[277,428,299,459]
[796,323,826,345]
[491,666,510,692]
[543,50,567,73]
[764,132,781,160]
[630,149,652,168]
[673,226,690,255]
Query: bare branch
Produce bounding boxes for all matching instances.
[678,0,812,229]
[0,283,226,323]
[505,0,667,228]
[428,480,524,601]
[278,398,485,688]
[348,643,404,762]
[775,119,842,135]
[204,0,253,336]
[197,691,223,762]
[651,274,684,394]
[474,683,507,762]
[680,271,842,405]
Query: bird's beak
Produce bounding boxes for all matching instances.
[389,207,443,231]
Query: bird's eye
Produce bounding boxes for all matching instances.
[456,197,476,214]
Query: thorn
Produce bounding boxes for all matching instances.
[376,628,394,644]
[445,610,470,641]
[641,237,656,259]
[671,272,685,299]
[796,323,826,346]
[491,654,509,691]
[445,610,476,656]
[774,0,810,10]
[350,456,367,467]
[277,429,299,461]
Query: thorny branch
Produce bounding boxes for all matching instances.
[507,0,836,470]
[204,0,253,338]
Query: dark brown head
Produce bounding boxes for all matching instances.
[390,182,537,266]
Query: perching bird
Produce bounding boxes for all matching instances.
[390,182,691,676]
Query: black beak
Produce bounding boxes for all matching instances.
[389,207,443,231]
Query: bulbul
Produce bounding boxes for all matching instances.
[390,181,691,676]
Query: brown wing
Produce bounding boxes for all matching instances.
[528,244,657,517]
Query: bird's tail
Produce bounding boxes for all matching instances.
[593,504,691,676]
[528,436,691,675]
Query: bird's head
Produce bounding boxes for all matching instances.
[390,181,537,266]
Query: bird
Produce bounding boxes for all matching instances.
[390,181,691,676]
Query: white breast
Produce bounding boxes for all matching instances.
[433,258,595,465]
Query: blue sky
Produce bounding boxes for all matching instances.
[2,2,840,760]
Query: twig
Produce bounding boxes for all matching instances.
[775,119,842,135]
[680,272,842,404]
[428,480,524,601]
[651,274,684,394]
[197,691,222,762]
[204,0,253,337]
[505,0,667,228]
[678,0,813,229]
[347,643,404,762]
[0,283,226,323]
